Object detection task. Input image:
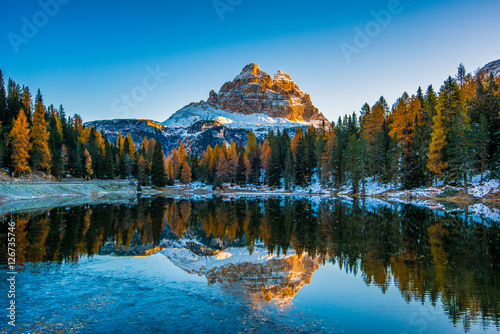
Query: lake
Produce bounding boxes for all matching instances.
[1,196,499,333]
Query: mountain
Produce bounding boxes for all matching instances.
[85,118,250,154]
[86,63,324,153]
[478,59,500,78]
[163,63,329,129]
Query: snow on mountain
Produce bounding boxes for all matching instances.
[162,101,310,130]
[478,59,500,78]
[163,63,329,129]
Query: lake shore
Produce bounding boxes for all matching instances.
[1,179,499,220]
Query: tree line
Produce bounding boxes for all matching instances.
[2,64,499,192]
[161,64,500,193]
[0,69,169,184]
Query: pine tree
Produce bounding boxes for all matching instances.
[267,141,281,188]
[31,101,52,172]
[6,79,22,128]
[9,110,32,176]
[346,133,361,193]
[284,149,294,191]
[358,133,369,195]
[427,108,447,186]
[448,109,475,195]
[0,123,4,167]
[294,134,308,186]
[474,115,489,183]
[438,76,462,130]
[21,87,32,123]
[0,70,7,125]
[245,130,260,185]
[151,141,166,187]
[236,153,247,186]
[456,63,466,89]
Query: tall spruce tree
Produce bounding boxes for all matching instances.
[284,149,295,191]
[448,109,475,195]
[0,70,6,126]
[151,141,166,187]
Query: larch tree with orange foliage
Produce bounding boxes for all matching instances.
[180,160,192,184]
[9,109,32,176]
[427,107,447,186]
[31,101,51,172]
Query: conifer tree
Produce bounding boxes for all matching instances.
[226,140,239,184]
[151,141,166,187]
[284,149,294,191]
[267,140,281,188]
[236,153,247,186]
[475,115,489,183]
[245,130,260,184]
[180,160,192,184]
[448,109,475,195]
[83,148,93,178]
[137,155,147,186]
[294,135,308,187]
[259,139,272,182]
[166,159,174,185]
[6,79,22,128]
[0,70,7,125]
[9,110,32,176]
[0,123,4,167]
[427,108,447,186]
[31,101,51,172]
[61,144,69,177]
[346,133,361,193]
[438,76,462,130]
[21,87,32,123]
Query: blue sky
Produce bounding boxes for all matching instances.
[1,0,499,123]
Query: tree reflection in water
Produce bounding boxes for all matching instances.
[1,196,499,330]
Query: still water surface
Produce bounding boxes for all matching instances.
[1,196,499,333]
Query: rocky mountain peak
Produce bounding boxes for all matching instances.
[195,63,328,127]
[240,62,263,76]
[274,69,293,82]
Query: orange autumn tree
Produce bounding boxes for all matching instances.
[427,107,447,186]
[9,109,32,176]
[180,160,192,184]
[363,96,388,145]
[31,101,51,172]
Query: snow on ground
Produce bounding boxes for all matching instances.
[468,203,500,222]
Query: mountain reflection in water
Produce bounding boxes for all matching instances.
[1,196,499,331]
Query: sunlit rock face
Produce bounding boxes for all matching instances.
[162,244,321,304]
[164,63,329,128]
